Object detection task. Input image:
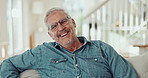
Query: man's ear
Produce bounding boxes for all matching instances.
[71,18,76,27]
[48,32,54,40]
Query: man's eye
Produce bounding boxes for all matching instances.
[51,24,57,29]
[60,19,67,25]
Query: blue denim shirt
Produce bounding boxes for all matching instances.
[1,37,138,78]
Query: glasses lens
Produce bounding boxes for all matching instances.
[49,16,70,31]
[50,23,58,30]
[59,18,69,26]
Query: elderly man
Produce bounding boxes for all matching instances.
[1,8,138,78]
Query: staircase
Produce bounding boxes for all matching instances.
[82,0,148,57]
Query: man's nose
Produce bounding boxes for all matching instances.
[57,23,65,30]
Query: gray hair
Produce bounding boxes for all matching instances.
[44,8,70,30]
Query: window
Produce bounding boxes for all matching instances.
[7,0,23,55]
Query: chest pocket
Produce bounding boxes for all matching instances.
[83,56,112,78]
[49,58,67,63]
[47,58,68,77]
[49,57,67,68]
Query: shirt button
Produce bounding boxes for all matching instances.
[76,76,80,78]
[94,58,97,61]
[56,61,59,63]
[75,64,78,67]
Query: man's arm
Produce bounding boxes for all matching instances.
[1,58,20,78]
[100,41,138,78]
[0,47,40,78]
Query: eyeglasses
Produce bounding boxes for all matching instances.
[48,16,71,31]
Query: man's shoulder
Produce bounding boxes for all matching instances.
[35,42,56,48]
[30,42,56,52]
[89,40,113,52]
[89,40,108,46]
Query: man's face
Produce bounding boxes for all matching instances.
[47,11,77,46]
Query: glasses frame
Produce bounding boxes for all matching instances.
[48,16,71,31]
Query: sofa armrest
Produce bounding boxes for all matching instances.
[126,52,148,78]
[20,69,40,78]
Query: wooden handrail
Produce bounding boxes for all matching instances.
[128,20,148,38]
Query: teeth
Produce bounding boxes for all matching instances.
[60,33,67,37]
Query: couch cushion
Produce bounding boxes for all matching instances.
[127,52,148,78]
[20,69,40,78]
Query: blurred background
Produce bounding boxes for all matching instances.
[0,0,148,62]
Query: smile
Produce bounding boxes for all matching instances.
[58,29,70,38]
[60,32,68,37]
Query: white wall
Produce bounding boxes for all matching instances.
[0,0,8,42]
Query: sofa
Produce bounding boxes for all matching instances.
[18,52,148,78]
[126,52,148,78]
